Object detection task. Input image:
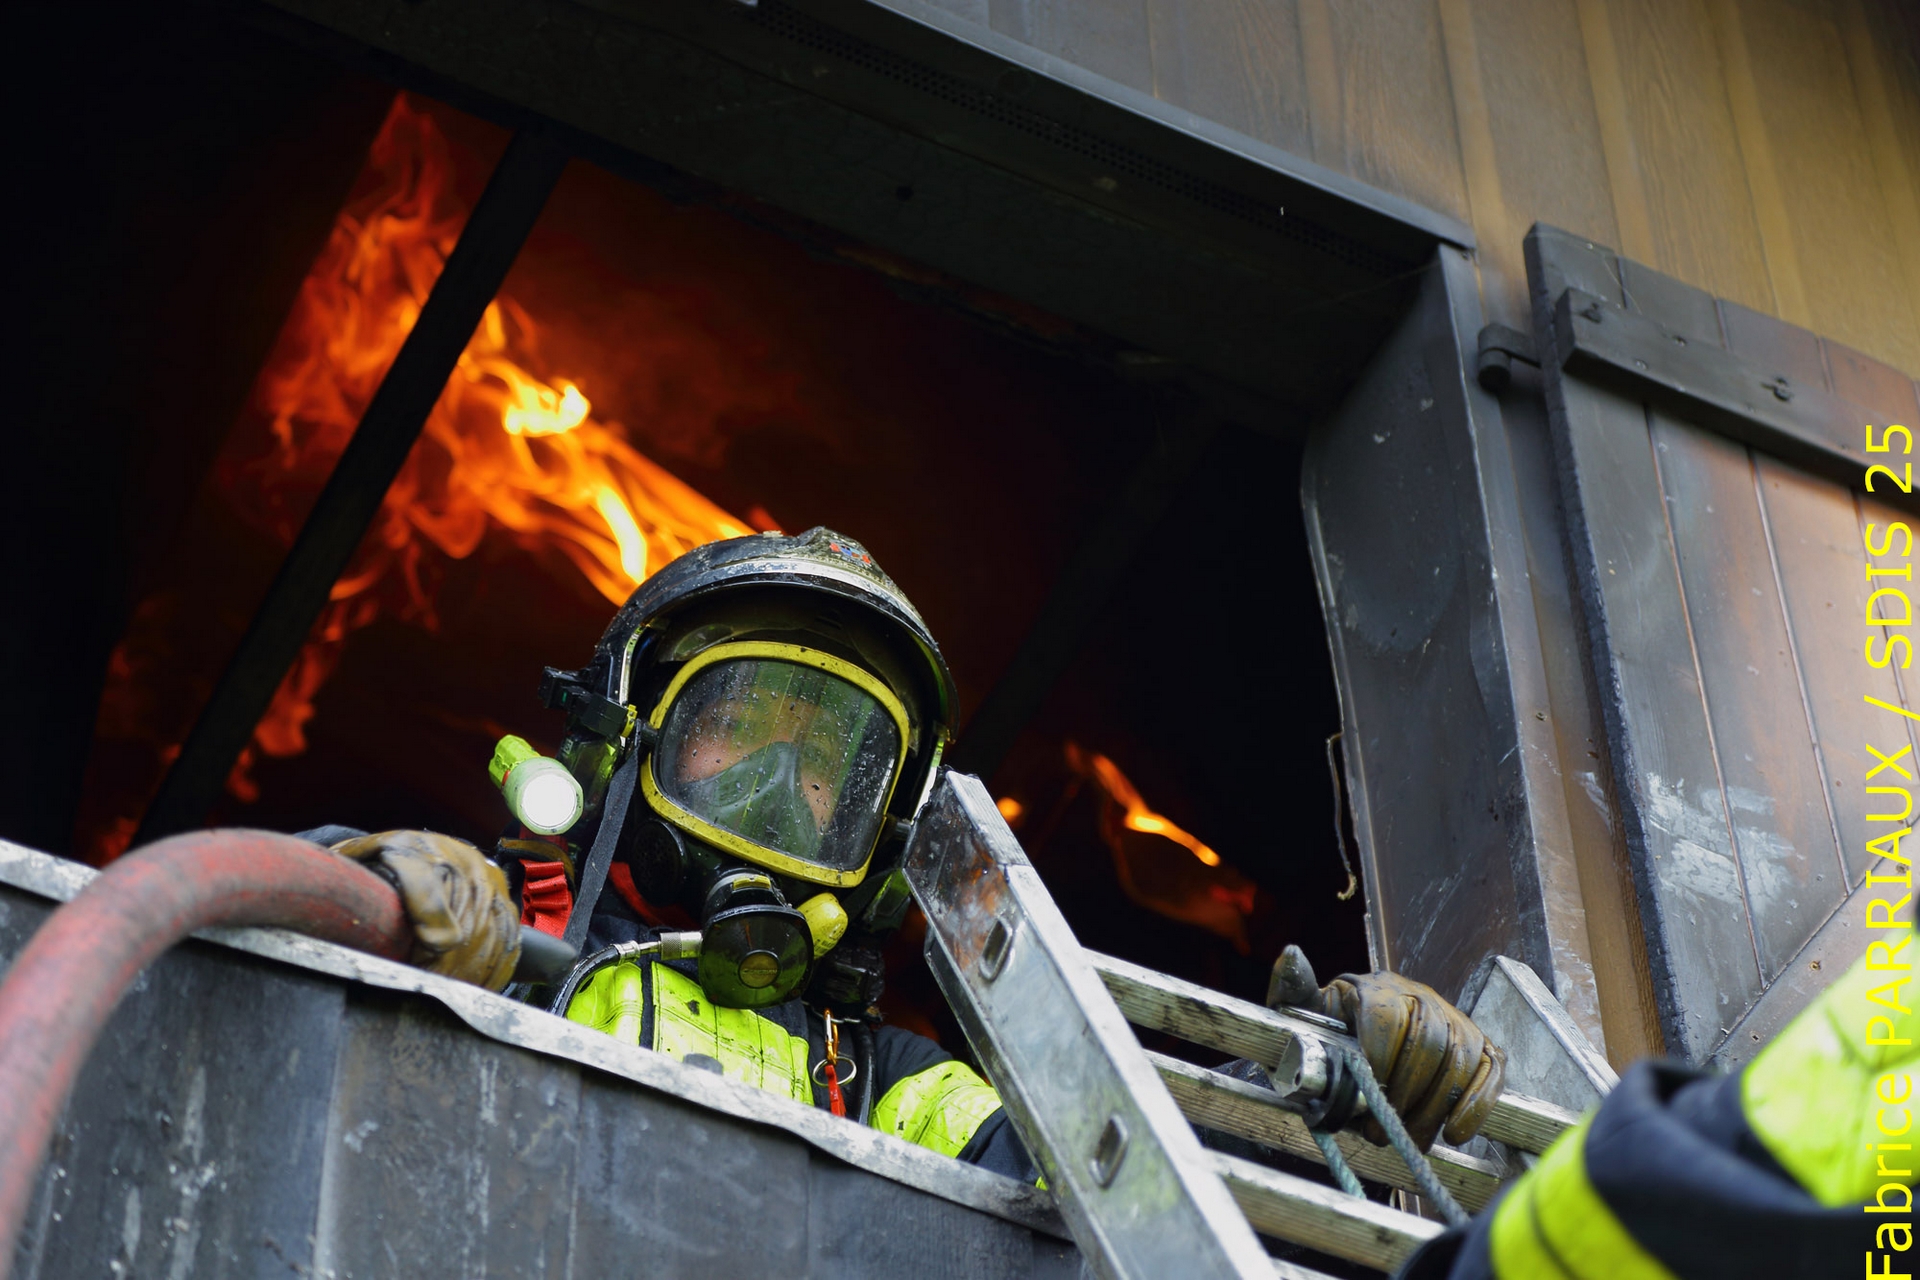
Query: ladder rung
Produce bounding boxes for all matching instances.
[1092,950,1581,1155]
[1147,1050,1502,1211]
[1214,1151,1443,1272]
[1475,1089,1582,1154]
[1092,948,1303,1063]
[1270,1258,1344,1280]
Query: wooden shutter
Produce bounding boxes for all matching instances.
[1528,225,1920,1065]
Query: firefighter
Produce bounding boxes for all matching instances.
[1397,939,1913,1279]
[323,528,1504,1185]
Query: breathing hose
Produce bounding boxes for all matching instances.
[0,830,412,1272]
[545,931,702,1016]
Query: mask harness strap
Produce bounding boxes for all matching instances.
[563,750,641,954]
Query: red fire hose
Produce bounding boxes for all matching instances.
[0,831,411,1271]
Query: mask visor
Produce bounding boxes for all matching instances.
[649,648,906,880]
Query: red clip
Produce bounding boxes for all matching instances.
[823,1061,847,1118]
[819,1011,848,1118]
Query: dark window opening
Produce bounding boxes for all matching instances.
[10,14,1367,1057]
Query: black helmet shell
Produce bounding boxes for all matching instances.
[587,528,957,741]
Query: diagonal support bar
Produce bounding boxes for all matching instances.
[135,128,569,844]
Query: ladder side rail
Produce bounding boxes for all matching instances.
[904,772,1278,1280]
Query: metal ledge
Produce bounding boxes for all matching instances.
[0,838,1067,1242]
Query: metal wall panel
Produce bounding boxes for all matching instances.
[0,876,1077,1280]
[1528,223,1920,1063]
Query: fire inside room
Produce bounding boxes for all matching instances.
[47,77,1364,1053]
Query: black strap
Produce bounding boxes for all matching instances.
[562,751,641,952]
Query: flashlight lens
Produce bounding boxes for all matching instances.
[508,759,583,834]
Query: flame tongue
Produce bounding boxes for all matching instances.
[1071,748,1222,867]
[211,94,753,802]
[1064,742,1255,952]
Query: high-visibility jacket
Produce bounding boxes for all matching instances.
[566,906,1038,1182]
[1400,944,1920,1279]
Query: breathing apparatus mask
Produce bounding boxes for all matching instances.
[543,529,954,1012]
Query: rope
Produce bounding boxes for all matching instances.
[1309,1129,1365,1199]
[1323,733,1359,901]
[1323,1042,1471,1227]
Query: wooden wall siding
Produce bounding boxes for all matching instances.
[904,0,1920,384]
[1530,226,1920,1061]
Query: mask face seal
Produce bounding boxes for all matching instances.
[696,869,814,1008]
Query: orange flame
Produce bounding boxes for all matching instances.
[1064,741,1254,951]
[1068,747,1221,866]
[219,95,753,789]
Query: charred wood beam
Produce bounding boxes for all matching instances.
[134,129,569,845]
[948,416,1217,781]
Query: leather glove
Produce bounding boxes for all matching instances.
[330,830,521,991]
[1267,945,1505,1151]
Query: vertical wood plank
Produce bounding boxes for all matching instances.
[1826,344,1920,437]
[1531,228,1765,1059]
[1294,0,1344,169]
[1605,0,1774,314]
[1435,0,1518,322]
[1752,456,1900,890]
[1306,0,1472,226]
[1840,0,1920,379]
[1831,347,1920,864]
[1143,0,1313,159]
[1717,304,1893,891]
[1735,0,1920,381]
[1855,481,1920,896]
[1557,373,1764,1059]
[1702,0,1810,326]
[1650,418,1844,979]
[1610,277,1843,982]
[1464,0,1621,323]
[1500,373,1667,1062]
[986,0,1156,94]
[1572,0,1658,264]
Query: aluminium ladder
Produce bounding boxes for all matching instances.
[900,771,1581,1279]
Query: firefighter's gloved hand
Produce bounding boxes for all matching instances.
[329,830,521,991]
[1267,944,1505,1151]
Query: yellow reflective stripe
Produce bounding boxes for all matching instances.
[650,964,813,1103]
[564,962,812,1104]
[1488,1122,1677,1280]
[563,960,647,1045]
[1742,944,1920,1205]
[870,1059,1004,1158]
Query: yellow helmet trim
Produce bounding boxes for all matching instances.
[639,640,911,887]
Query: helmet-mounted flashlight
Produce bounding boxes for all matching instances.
[490,735,584,835]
